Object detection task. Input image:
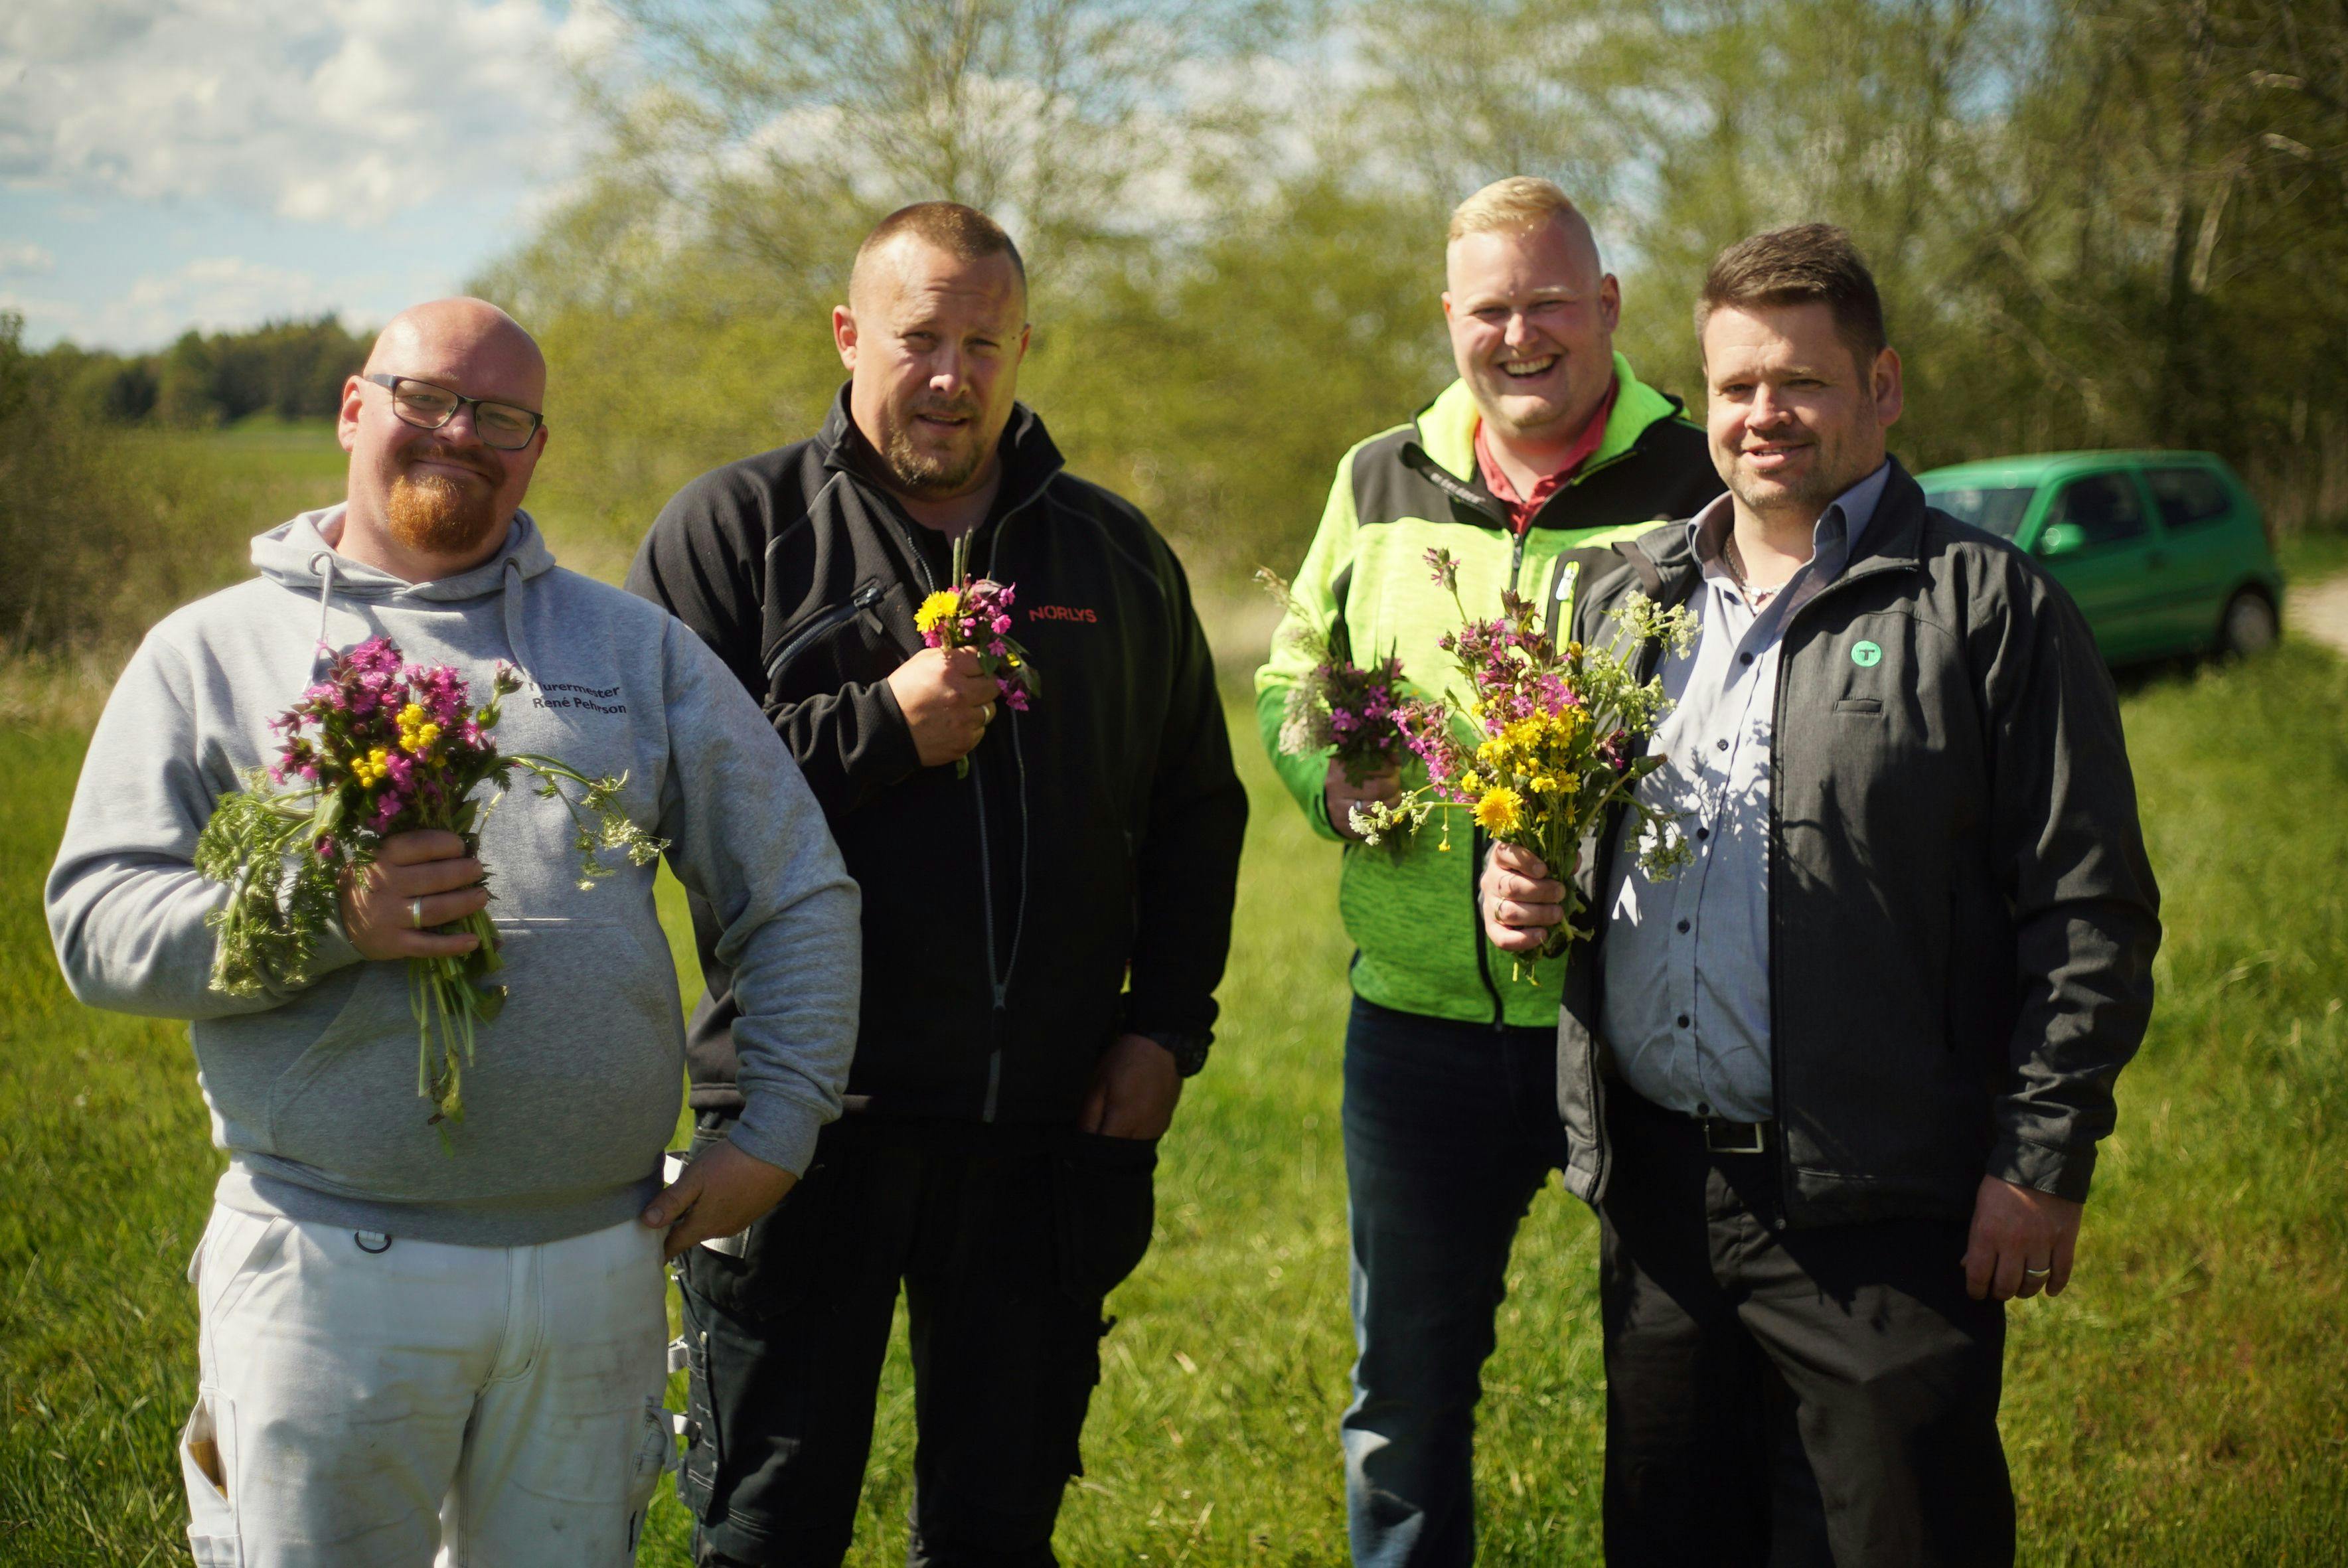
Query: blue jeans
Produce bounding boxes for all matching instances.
[1341,996,1571,1568]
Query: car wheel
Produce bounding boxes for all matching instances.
[2219,589,2279,658]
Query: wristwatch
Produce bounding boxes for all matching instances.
[1141,1030,1212,1078]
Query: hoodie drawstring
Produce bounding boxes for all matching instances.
[308,550,341,676]
[501,554,536,688]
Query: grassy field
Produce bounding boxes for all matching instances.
[3,422,2346,1564]
[5,643,2348,1565]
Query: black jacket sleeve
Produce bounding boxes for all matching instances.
[629,469,919,823]
[1977,556,2163,1202]
[1122,544,1249,1045]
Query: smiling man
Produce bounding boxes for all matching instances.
[628,203,1247,1567]
[1481,226,2162,1563]
[1255,177,1721,1567]
[48,298,861,1567]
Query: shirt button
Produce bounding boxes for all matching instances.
[1739,653,1754,666]
[1677,919,1690,933]
[1696,827,1710,841]
[1715,738,1729,751]
[1697,1101,1712,1117]
[1676,1013,1691,1029]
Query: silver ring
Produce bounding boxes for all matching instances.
[982,703,998,724]
[408,898,426,930]
[2022,1265,2052,1279]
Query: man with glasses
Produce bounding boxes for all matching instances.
[48,297,862,1567]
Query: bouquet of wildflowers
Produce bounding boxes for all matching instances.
[1352,548,1701,960]
[914,532,1038,778]
[1257,568,1408,785]
[195,637,665,1133]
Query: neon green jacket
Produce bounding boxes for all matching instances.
[1255,356,1722,1026]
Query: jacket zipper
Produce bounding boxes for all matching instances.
[1759,552,1918,1191]
[764,581,885,689]
[879,481,1055,1123]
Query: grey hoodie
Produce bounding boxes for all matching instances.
[47,506,861,1246]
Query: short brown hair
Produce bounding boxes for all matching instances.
[1696,224,1886,369]
[854,201,1026,294]
[1448,177,1584,245]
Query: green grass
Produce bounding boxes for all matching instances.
[7,637,2348,1563]
[4,427,2345,1561]
[2277,525,2348,591]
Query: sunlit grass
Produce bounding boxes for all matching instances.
[7,642,2348,1562]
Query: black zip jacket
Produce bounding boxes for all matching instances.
[1555,460,2162,1226]
[627,391,1248,1124]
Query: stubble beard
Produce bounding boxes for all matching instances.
[880,398,992,498]
[385,469,503,558]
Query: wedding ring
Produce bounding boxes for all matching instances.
[2022,1265,2052,1279]
[408,898,426,930]
[982,702,998,724]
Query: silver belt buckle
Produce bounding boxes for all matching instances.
[1701,1117,1770,1155]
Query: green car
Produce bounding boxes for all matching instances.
[1917,451,2283,665]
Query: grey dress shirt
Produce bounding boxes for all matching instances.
[1599,463,1891,1123]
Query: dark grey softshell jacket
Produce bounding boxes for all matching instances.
[1556,461,2161,1227]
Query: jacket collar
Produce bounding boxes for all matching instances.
[815,383,1067,517]
[1410,351,1685,487]
[1622,455,1928,608]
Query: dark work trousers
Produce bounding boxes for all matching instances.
[672,1114,1159,1568]
[1340,995,1573,1568]
[1599,1087,2015,1567]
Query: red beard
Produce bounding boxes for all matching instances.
[386,469,501,558]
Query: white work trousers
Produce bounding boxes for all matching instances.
[179,1204,672,1568]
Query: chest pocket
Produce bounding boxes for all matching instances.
[763,580,917,703]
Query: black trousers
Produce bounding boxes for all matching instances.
[673,1115,1158,1568]
[1598,1089,2014,1568]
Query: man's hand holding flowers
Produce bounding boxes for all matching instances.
[1326,761,1403,844]
[1480,841,1569,953]
[341,830,489,960]
[887,645,1002,769]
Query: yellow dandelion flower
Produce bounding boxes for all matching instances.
[1531,774,1559,794]
[1474,785,1523,835]
[915,591,961,635]
[1458,770,1483,796]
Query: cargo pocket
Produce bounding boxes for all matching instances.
[1044,1131,1160,1480]
[1052,1131,1158,1306]
[626,1393,674,1550]
[676,1304,718,1521]
[182,1390,242,1567]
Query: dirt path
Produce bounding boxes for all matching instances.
[2292,573,2348,657]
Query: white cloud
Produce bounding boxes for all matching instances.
[0,241,55,274]
[1,0,591,228]
[5,256,354,345]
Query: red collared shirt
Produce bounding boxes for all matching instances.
[1472,376,1619,534]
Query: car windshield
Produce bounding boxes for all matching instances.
[1924,485,2037,538]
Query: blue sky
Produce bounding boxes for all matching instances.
[1,0,605,351]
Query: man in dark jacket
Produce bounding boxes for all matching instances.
[1482,226,2160,1564]
[628,202,1248,1568]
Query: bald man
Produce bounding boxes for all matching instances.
[48,298,863,1567]
[630,203,1246,1567]
[1254,179,1723,1567]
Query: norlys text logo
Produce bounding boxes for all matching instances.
[1028,605,1099,624]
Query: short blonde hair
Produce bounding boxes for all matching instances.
[1448,177,1583,244]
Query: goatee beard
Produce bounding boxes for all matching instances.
[881,412,988,497]
[386,469,503,558]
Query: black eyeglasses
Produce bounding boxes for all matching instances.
[364,373,544,451]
